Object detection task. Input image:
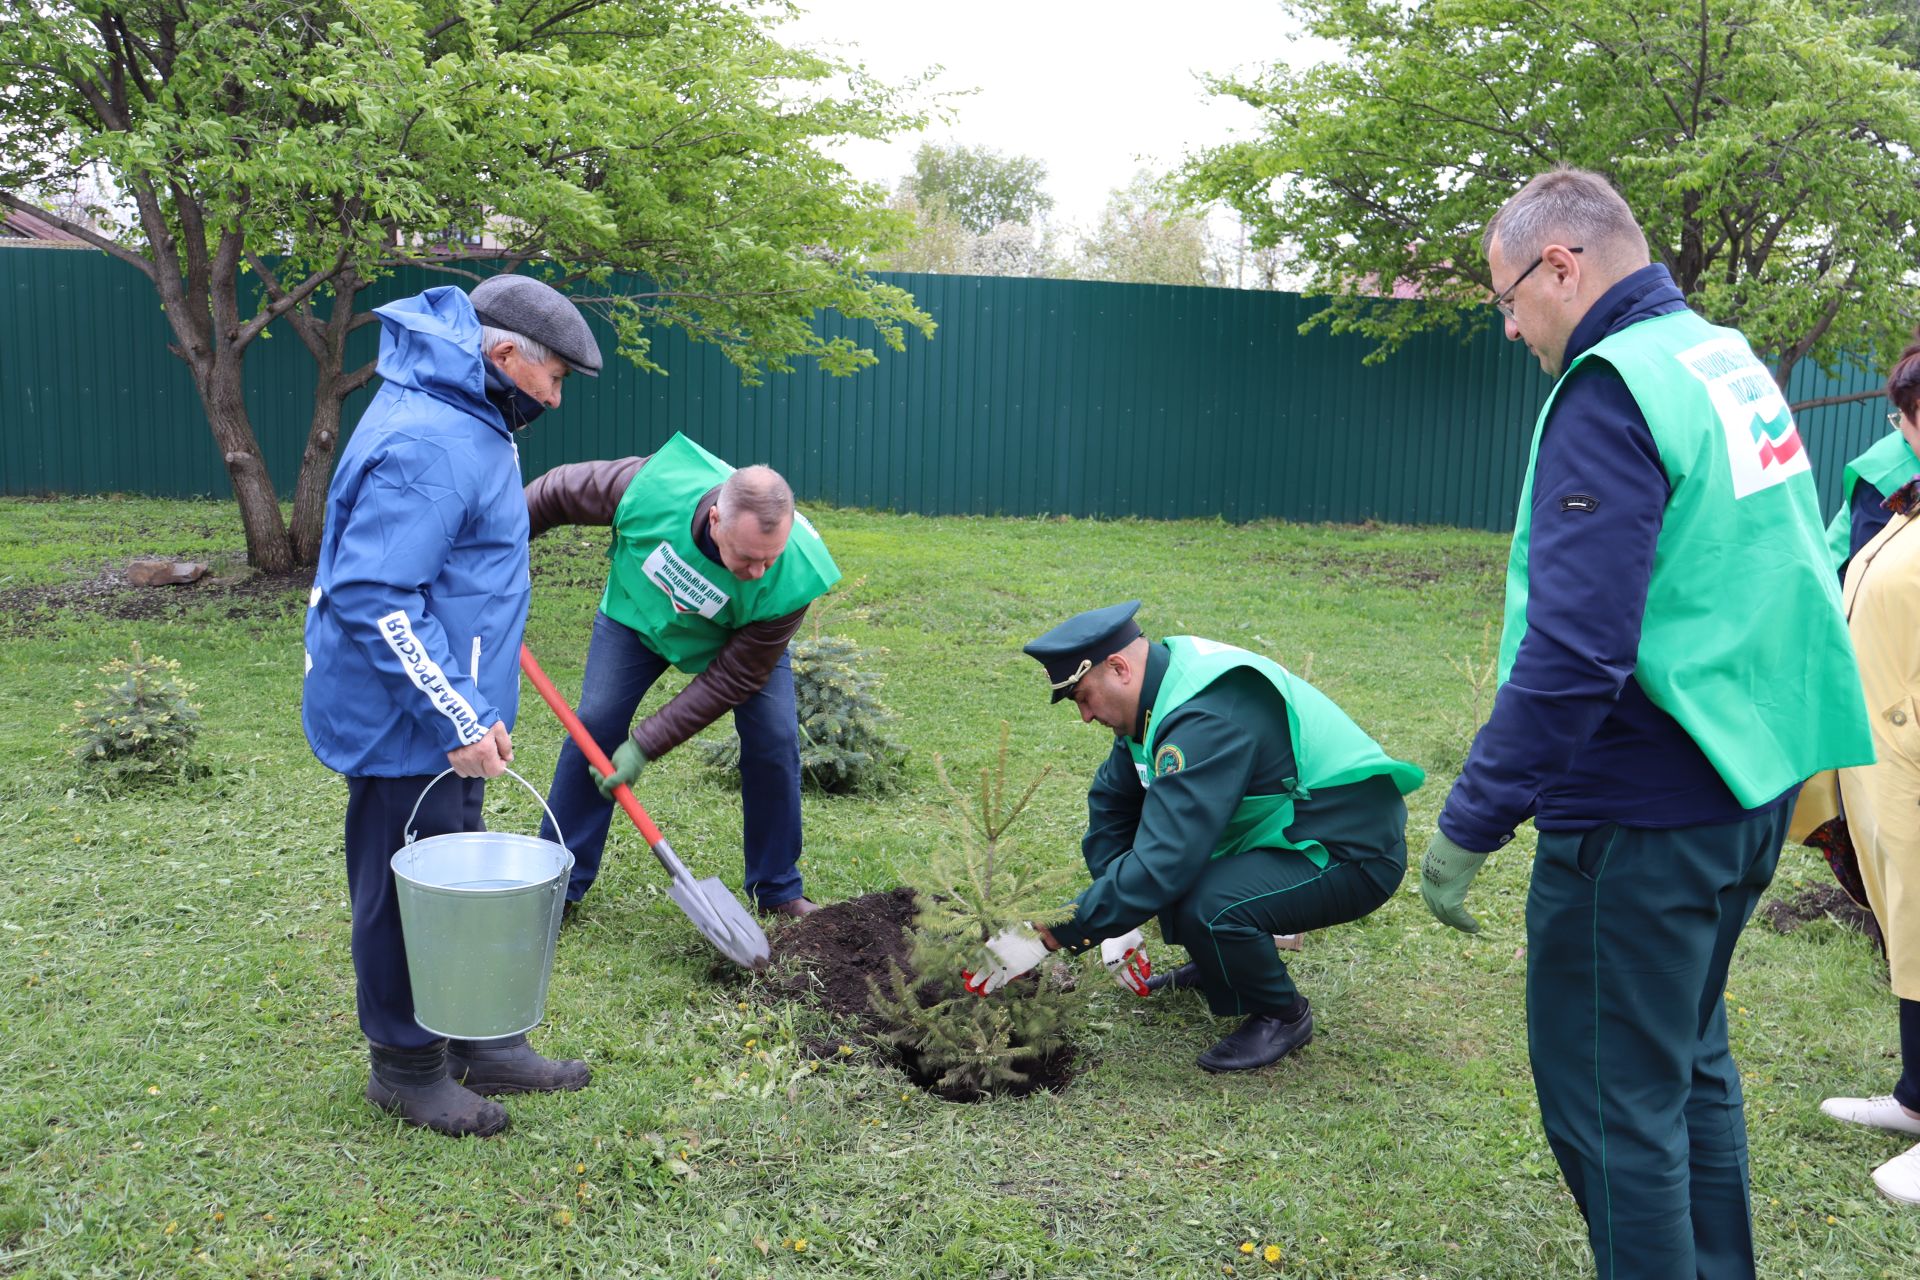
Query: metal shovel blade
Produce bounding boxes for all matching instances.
[655,839,770,971]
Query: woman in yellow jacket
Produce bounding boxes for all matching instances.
[1822,336,1920,1203]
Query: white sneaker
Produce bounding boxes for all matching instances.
[1873,1142,1920,1205]
[1820,1095,1920,1136]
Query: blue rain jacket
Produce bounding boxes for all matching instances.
[302,287,531,777]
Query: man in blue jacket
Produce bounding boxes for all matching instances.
[303,275,602,1138]
[1417,168,1870,1277]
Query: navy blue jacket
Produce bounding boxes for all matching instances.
[1440,265,1777,852]
[1849,479,1895,569]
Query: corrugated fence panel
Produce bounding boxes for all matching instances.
[0,247,1892,530]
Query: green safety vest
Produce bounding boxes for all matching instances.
[1824,431,1920,568]
[1125,636,1425,869]
[1500,309,1872,806]
[599,432,840,672]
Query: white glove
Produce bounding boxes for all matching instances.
[1101,928,1152,996]
[962,928,1049,996]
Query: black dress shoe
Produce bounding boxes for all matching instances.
[1144,961,1201,994]
[1196,1000,1313,1073]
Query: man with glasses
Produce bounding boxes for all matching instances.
[1417,167,1870,1276]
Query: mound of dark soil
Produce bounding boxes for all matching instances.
[1761,883,1883,952]
[765,887,1078,1101]
[0,564,311,637]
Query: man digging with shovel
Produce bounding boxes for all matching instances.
[524,433,840,922]
[967,602,1424,1073]
[304,275,599,1138]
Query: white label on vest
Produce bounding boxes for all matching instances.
[1135,761,1153,788]
[1185,637,1243,657]
[642,542,731,618]
[1675,336,1809,499]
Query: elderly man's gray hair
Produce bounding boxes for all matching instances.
[1482,167,1648,269]
[478,325,554,367]
[718,465,795,534]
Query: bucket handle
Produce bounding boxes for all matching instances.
[403,766,568,851]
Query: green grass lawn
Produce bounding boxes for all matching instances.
[1,494,1914,1278]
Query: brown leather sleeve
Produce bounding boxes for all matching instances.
[524,456,648,537]
[630,606,809,758]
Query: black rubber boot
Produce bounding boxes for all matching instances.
[1196,998,1314,1073]
[446,1033,591,1096]
[365,1041,508,1138]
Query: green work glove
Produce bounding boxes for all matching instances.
[591,738,648,800]
[1420,830,1490,934]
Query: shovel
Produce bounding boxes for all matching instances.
[519,643,771,973]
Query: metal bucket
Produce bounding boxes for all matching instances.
[389,768,574,1041]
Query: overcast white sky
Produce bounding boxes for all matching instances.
[776,1,1331,239]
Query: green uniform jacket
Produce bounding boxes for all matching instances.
[1060,643,1409,951]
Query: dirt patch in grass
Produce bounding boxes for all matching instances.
[1307,545,1506,591]
[764,887,1078,1101]
[0,564,312,637]
[1761,883,1883,951]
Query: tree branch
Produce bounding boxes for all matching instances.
[1790,386,1883,413]
[0,192,154,277]
[232,250,353,348]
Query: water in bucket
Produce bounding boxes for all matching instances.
[390,770,574,1041]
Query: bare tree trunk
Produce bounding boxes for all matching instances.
[288,272,376,566]
[200,354,295,573]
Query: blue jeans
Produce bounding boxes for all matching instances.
[538,610,804,908]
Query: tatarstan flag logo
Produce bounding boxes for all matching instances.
[1751,409,1804,470]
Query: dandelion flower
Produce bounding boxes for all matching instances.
[575,1162,586,1174]
[1825,1214,1838,1225]
[794,1239,808,1252]
[1239,1243,1256,1255]
[837,1044,853,1056]
[1263,1244,1281,1264]
[164,1220,177,1235]
[737,1001,749,1010]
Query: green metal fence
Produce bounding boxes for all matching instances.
[0,247,1892,530]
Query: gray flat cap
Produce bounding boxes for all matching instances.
[469,274,603,376]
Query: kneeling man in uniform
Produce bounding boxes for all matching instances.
[969,602,1423,1073]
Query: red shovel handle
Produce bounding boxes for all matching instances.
[519,643,664,846]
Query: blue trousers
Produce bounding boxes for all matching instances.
[1526,803,1789,1280]
[539,610,804,908]
[343,772,483,1049]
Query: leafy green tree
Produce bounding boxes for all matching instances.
[0,1,932,570]
[1074,171,1212,286]
[1180,0,1920,404]
[902,142,1053,236]
[880,190,1063,278]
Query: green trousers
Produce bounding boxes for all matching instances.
[1527,803,1789,1280]
[1160,839,1405,1018]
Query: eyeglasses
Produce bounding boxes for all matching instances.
[1891,411,1908,431]
[1491,246,1583,318]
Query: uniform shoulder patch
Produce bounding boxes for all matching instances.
[1153,743,1185,776]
